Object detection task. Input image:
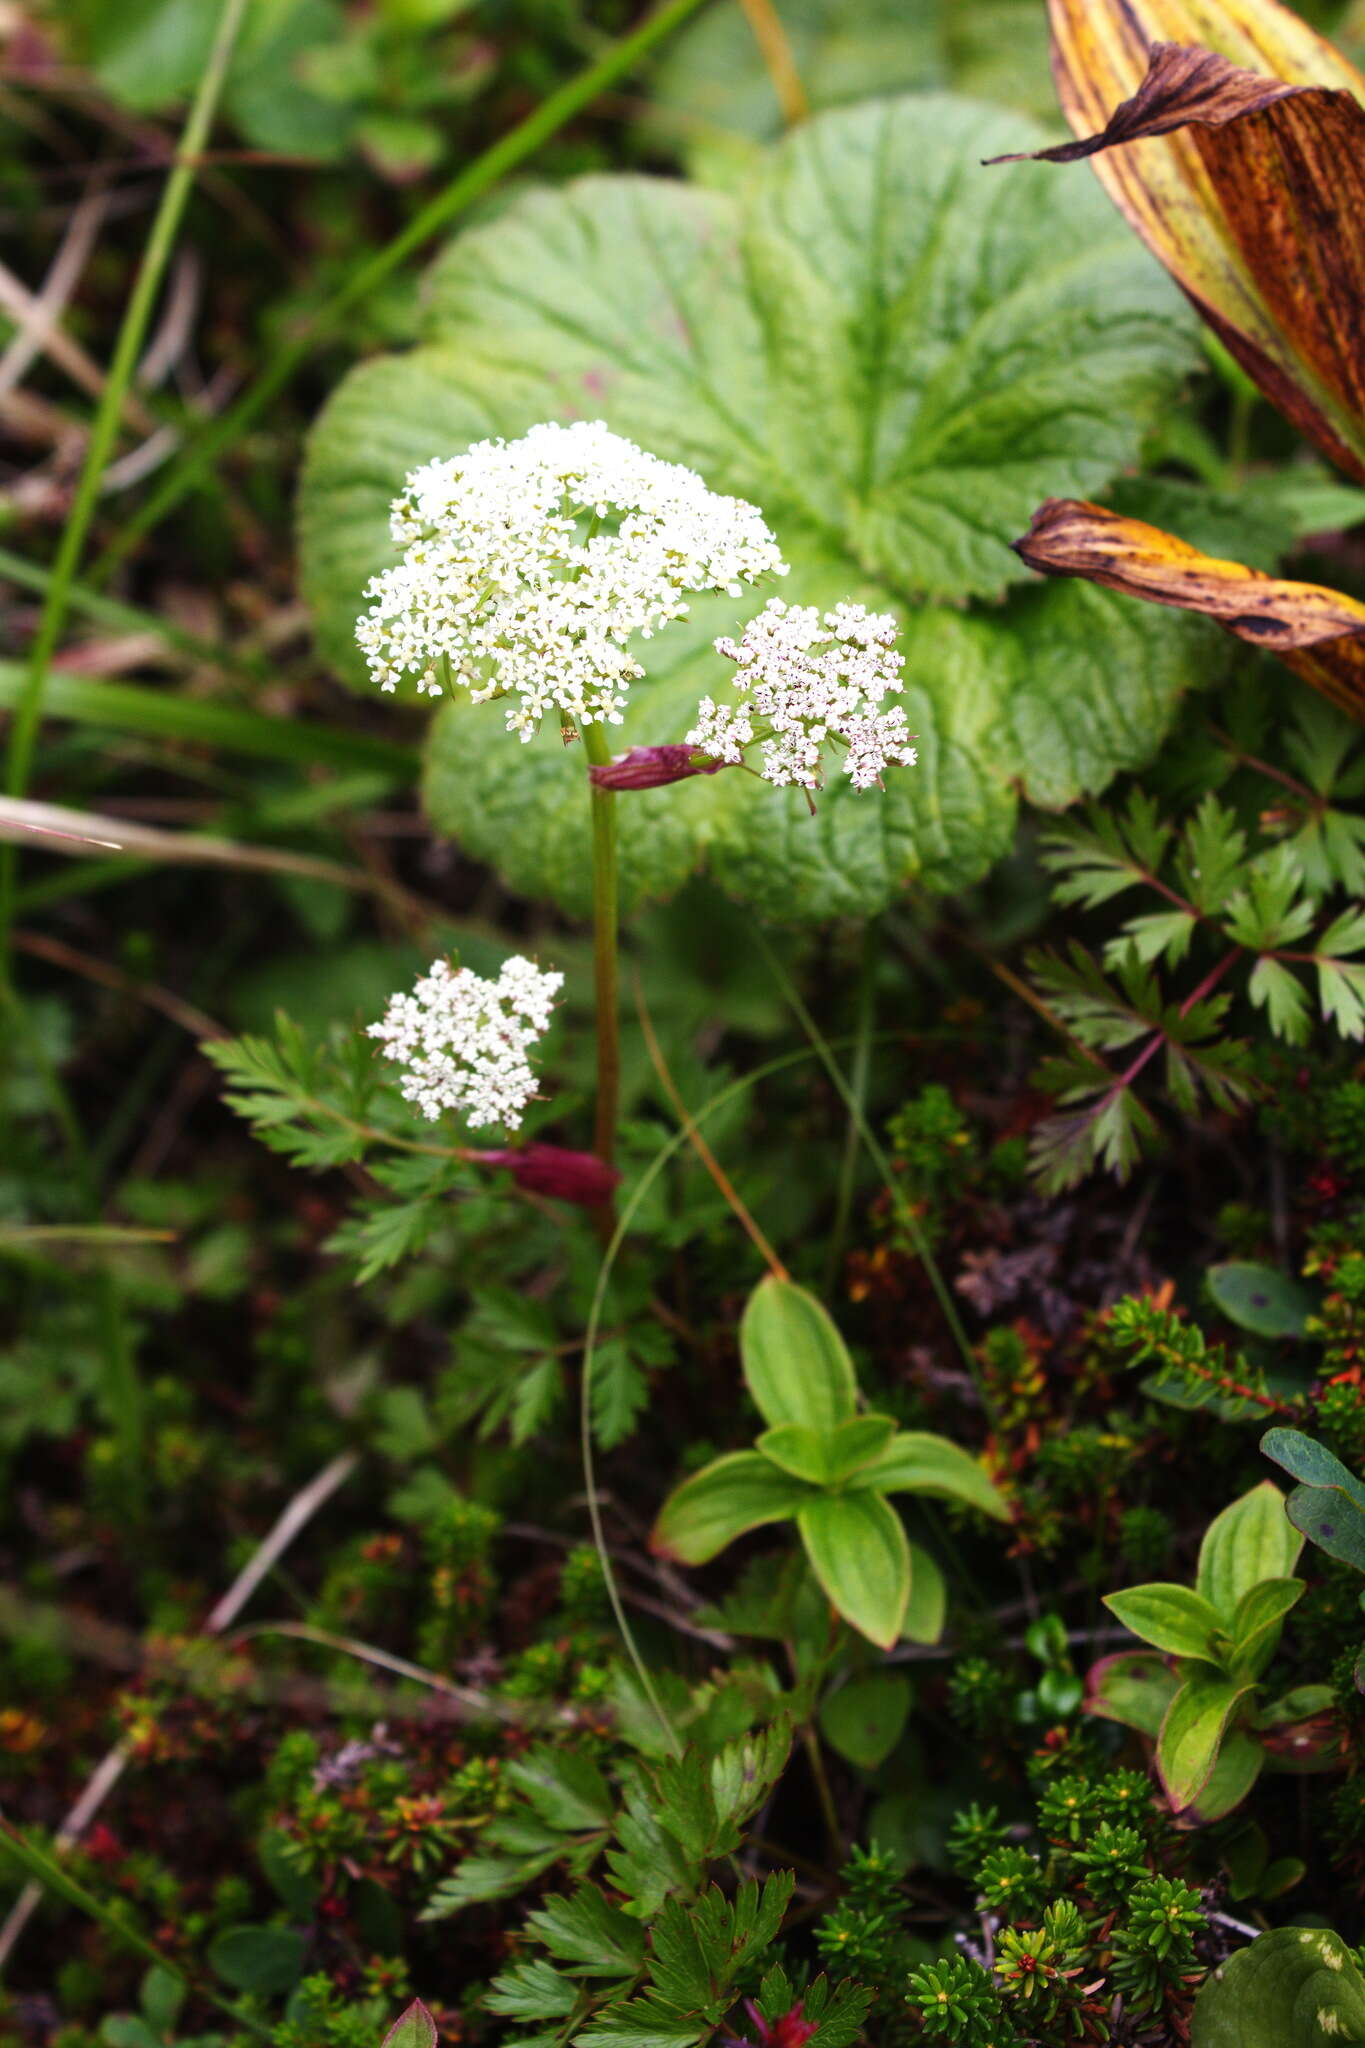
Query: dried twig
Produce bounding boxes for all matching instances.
[0,1451,357,1972]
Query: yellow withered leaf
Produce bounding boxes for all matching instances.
[1014,499,1365,720]
[1023,3,1365,480]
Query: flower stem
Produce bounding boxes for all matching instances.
[581,727,621,1172]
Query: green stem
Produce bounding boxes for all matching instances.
[823,916,878,1293]
[581,727,621,1170]
[87,0,712,590]
[0,0,251,974]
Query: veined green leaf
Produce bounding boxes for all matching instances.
[1085,1650,1180,1737]
[382,2000,438,2048]
[300,95,1208,921]
[740,1278,858,1433]
[797,1491,910,1649]
[845,1431,1009,1521]
[1228,1577,1303,1680]
[1103,1582,1223,1662]
[1157,1671,1254,1813]
[901,1542,947,1646]
[1196,1482,1303,1618]
[650,1451,814,1565]
[1192,1926,1365,2048]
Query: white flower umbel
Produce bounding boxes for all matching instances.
[356,420,787,742]
[688,598,917,793]
[368,955,563,1129]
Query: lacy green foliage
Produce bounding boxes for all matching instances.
[423,1723,828,2048]
[1028,698,1365,1189]
[299,94,1209,922]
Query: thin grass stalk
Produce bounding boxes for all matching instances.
[88,0,713,589]
[751,928,998,1424]
[823,915,878,1293]
[577,1032,930,1753]
[0,0,252,974]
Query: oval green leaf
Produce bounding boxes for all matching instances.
[901,1541,947,1646]
[650,1450,815,1565]
[1229,1577,1304,1681]
[1085,1650,1180,1737]
[818,1672,913,1771]
[845,1430,1009,1521]
[1207,1260,1315,1340]
[383,2001,439,2048]
[1196,1482,1303,1619]
[740,1277,858,1432]
[797,1490,911,1649]
[756,1423,830,1485]
[1156,1671,1254,1814]
[1103,1582,1224,1662]
[207,1925,308,1998]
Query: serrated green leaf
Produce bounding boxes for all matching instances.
[526,1886,646,1978]
[484,1957,580,2022]
[1103,1582,1223,1662]
[507,1748,616,1834]
[299,96,1206,921]
[591,1339,651,1451]
[706,1723,792,1846]
[798,1491,910,1649]
[1246,956,1312,1045]
[1318,956,1365,1041]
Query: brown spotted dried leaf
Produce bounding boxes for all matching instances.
[1015,500,1365,720]
[1018,7,1365,479]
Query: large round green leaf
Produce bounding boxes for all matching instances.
[643,0,1057,176]
[300,94,1209,920]
[1192,1927,1365,2048]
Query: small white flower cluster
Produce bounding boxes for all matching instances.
[368,954,563,1129]
[356,420,787,742]
[686,598,917,792]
